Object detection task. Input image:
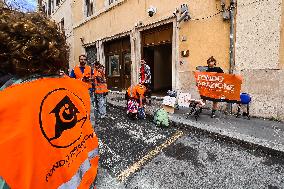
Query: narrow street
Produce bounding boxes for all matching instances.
[95,106,284,189]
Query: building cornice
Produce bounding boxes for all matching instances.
[83,29,131,47]
[82,14,176,47]
[73,0,127,29]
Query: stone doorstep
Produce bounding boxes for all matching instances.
[107,97,284,157]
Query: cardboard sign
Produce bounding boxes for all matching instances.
[195,72,242,102]
[178,93,192,107]
[162,96,176,107]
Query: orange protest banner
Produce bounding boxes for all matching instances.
[194,72,242,102]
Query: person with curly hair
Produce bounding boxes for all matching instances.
[0,8,99,189]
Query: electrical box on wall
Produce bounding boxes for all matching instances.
[181,50,189,57]
[222,11,230,20]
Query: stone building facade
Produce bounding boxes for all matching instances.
[38,0,75,68]
[38,0,284,120]
[235,0,284,120]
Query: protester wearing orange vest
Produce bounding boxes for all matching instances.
[126,84,147,107]
[93,62,109,119]
[70,55,92,85]
[0,7,99,189]
[70,55,96,118]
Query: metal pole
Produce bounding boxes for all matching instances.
[228,0,236,114]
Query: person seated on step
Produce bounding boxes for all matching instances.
[200,56,224,118]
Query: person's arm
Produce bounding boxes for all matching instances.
[139,96,143,107]
[69,69,76,78]
[218,67,224,73]
[145,65,151,82]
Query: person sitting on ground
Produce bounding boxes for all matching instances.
[201,56,224,118]
[0,7,99,188]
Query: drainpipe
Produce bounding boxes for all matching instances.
[229,0,236,74]
[228,0,236,114]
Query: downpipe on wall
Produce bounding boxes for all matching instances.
[227,0,236,114]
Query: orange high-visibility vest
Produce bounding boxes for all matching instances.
[0,77,99,189]
[74,65,92,88]
[127,84,146,99]
[94,70,108,94]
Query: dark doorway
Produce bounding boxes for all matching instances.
[141,23,173,94]
[143,44,172,93]
[105,37,131,91]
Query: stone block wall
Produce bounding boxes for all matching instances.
[235,0,284,120]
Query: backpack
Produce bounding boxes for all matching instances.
[153,108,169,127]
[137,107,146,119]
[127,99,138,114]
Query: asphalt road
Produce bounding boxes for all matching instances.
[95,106,284,189]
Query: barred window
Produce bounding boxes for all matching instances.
[86,0,94,17]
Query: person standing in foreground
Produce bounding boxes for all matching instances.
[93,62,108,119]
[202,56,224,118]
[0,8,99,189]
[139,59,152,104]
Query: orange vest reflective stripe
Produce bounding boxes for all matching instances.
[74,65,92,88]
[0,77,99,189]
[94,70,108,94]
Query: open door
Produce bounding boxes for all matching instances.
[141,23,173,93]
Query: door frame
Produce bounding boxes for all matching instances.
[136,19,177,91]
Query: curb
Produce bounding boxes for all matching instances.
[107,98,284,158]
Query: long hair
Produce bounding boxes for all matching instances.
[0,8,69,77]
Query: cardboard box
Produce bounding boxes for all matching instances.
[163,105,175,114]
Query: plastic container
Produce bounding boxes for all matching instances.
[240,93,251,104]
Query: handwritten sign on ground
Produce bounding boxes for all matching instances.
[178,93,192,107]
[162,96,176,107]
[194,72,242,102]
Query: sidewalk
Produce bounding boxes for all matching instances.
[106,91,284,154]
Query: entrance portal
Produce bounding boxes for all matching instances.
[143,44,172,93]
[105,37,131,91]
[142,23,173,94]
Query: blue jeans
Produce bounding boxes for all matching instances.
[89,90,96,127]
[94,93,106,118]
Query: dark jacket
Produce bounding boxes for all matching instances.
[206,66,224,73]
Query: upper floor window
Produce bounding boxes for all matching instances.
[42,5,46,14]
[48,0,51,15]
[60,18,64,32]
[56,0,60,6]
[108,0,117,5]
[85,0,94,17]
[50,0,54,13]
